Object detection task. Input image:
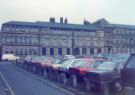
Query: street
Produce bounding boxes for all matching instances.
[0,62,74,95]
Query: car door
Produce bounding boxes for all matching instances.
[121,54,135,88]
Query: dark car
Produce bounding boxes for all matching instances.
[84,53,130,92]
[84,61,124,92]
[121,53,135,88]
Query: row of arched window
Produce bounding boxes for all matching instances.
[4,35,35,44]
[5,48,37,55]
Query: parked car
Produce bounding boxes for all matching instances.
[85,62,126,91]
[57,58,77,84]
[121,53,135,89]
[69,58,107,87]
[23,55,37,68]
[84,53,130,92]
[38,56,54,75]
[46,57,66,79]
[64,55,75,59]
[2,54,20,61]
[27,56,42,71]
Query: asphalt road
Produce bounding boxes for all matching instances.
[0,62,74,95]
[0,77,8,95]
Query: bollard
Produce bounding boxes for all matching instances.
[72,75,77,88]
[84,78,91,92]
[124,87,134,95]
[101,82,109,95]
[43,68,47,76]
[61,73,67,85]
[32,65,36,73]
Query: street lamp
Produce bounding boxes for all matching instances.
[71,30,75,55]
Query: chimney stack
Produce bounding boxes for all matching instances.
[60,17,63,23]
[84,19,90,25]
[64,18,68,24]
[50,17,55,23]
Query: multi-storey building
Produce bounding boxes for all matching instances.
[0,18,105,56]
[1,17,135,57]
[94,19,135,54]
[105,24,135,54]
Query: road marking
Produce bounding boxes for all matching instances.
[0,62,11,64]
[0,71,15,95]
[17,67,76,95]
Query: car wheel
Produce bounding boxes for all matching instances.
[114,80,122,92]
[71,75,77,87]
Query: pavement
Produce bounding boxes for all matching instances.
[0,62,75,95]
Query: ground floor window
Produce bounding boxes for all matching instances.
[58,48,62,55]
[24,49,28,55]
[42,48,46,55]
[29,49,33,55]
[66,48,70,55]
[90,48,94,55]
[82,48,87,55]
[10,51,14,54]
[15,50,19,55]
[50,48,54,56]
[20,50,23,55]
[5,51,9,54]
[97,48,101,54]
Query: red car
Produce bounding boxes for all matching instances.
[69,58,107,87]
[39,57,54,75]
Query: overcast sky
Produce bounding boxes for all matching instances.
[0,0,135,26]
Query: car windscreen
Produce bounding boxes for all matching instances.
[41,57,52,62]
[112,54,130,63]
[53,59,64,64]
[125,55,135,69]
[61,59,75,66]
[71,60,88,68]
[91,60,105,68]
[31,57,41,62]
[97,62,117,71]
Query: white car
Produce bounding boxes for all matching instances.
[2,54,20,61]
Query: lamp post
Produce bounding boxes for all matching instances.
[71,30,75,55]
[38,29,41,56]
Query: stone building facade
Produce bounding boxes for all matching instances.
[1,18,135,57]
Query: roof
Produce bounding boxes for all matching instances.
[3,21,98,31]
[3,19,135,31]
[92,18,114,30]
[92,18,135,30]
[112,24,135,30]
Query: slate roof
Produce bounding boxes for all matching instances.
[3,21,98,31]
[3,19,135,31]
[112,24,135,30]
[92,18,114,30]
[92,18,135,30]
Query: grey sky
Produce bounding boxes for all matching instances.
[0,0,135,26]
